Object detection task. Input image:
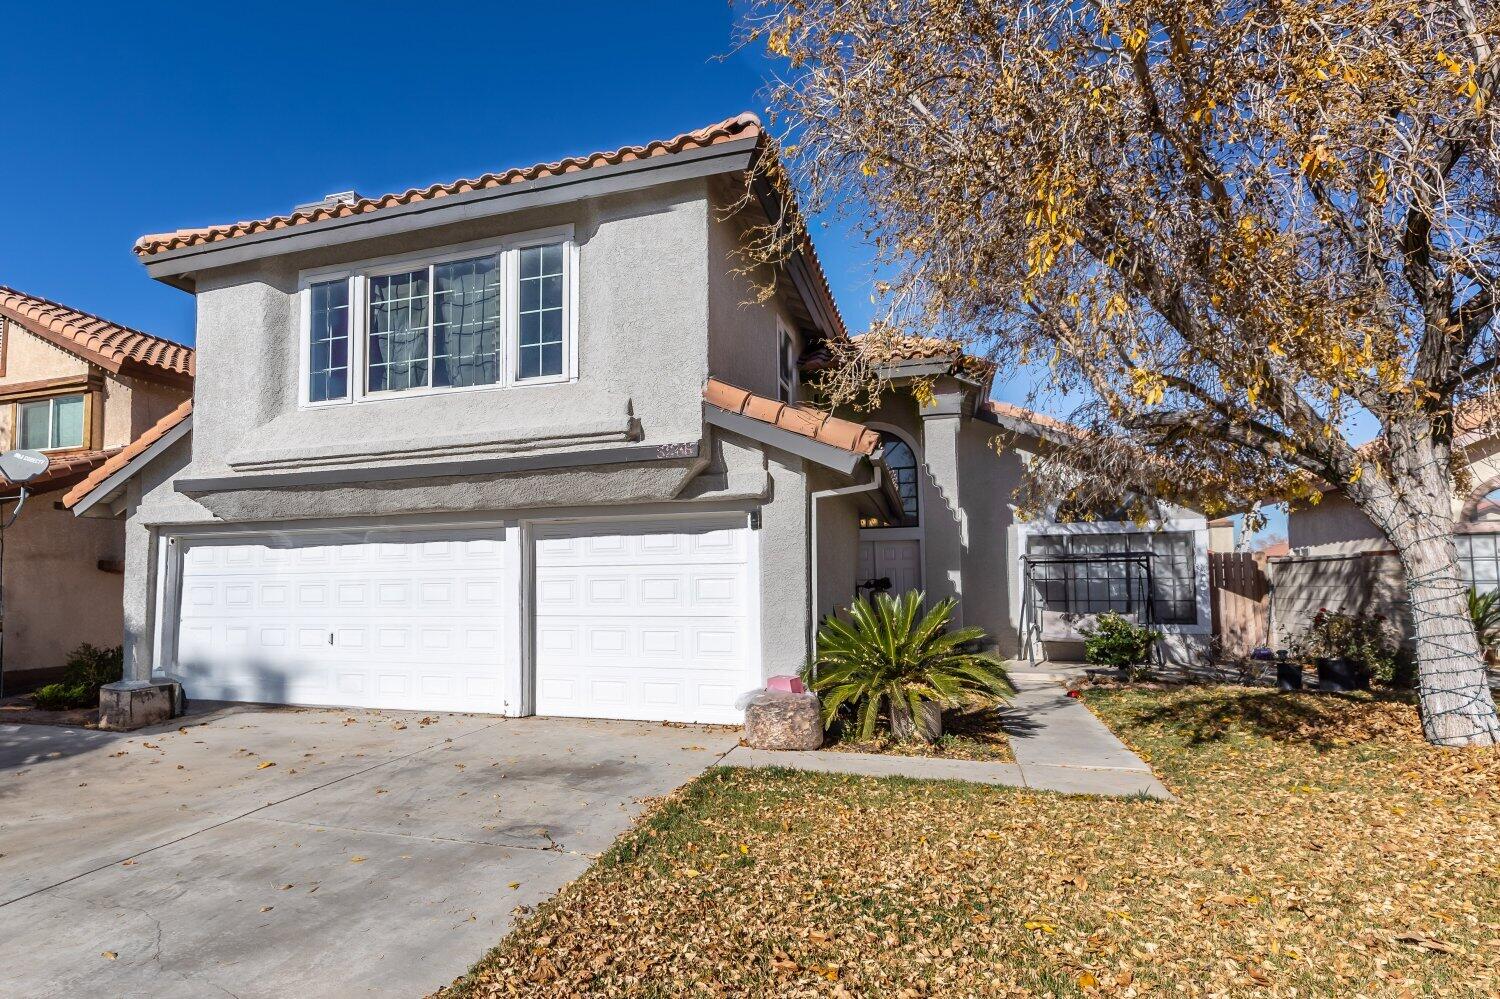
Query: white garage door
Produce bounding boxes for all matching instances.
[173,530,516,713]
[532,517,757,724]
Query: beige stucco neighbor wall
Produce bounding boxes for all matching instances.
[0,324,190,688]
[3,493,126,686]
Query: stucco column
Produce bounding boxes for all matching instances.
[920,380,968,621]
[121,494,156,683]
[759,452,811,678]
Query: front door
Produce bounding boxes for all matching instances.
[857,539,923,599]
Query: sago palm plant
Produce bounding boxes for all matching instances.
[805,590,1013,742]
[1469,587,1500,657]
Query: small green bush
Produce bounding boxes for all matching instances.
[63,643,123,691]
[30,682,93,711]
[1081,612,1161,679]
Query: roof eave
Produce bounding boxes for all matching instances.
[68,413,193,517]
[141,136,762,289]
[703,404,868,476]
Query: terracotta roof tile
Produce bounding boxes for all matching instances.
[136,113,848,341]
[0,287,195,385]
[62,400,192,510]
[3,448,122,496]
[704,378,879,455]
[135,114,763,258]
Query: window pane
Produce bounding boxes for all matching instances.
[368,269,429,392]
[433,255,501,388]
[307,280,350,403]
[17,401,49,450]
[517,244,565,379]
[52,395,85,448]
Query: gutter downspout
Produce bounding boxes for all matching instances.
[809,453,886,661]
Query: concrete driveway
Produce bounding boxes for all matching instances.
[0,706,739,998]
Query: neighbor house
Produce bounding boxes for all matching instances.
[1275,402,1500,646]
[0,288,192,691]
[64,113,1214,725]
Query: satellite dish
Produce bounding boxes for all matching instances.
[0,450,48,484]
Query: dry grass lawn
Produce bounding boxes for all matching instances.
[437,687,1500,998]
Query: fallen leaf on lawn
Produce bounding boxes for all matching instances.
[1395,933,1457,954]
[1078,971,1098,989]
[681,868,702,878]
[256,761,276,770]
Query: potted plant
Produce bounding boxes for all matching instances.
[1468,588,1500,667]
[804,590,1012,743]
[1290,608,1398,692]
[1079,612,1162,680]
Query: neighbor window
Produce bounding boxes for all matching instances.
[303,234,571,404]
[1026,531,1199,625]
[1456,532,1500,594]
[17,394,85,451]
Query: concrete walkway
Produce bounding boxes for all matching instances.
[719,673,1172,800]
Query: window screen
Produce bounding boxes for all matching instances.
[1026,531,1198,624]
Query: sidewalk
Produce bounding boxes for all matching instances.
[718,673,1172,800]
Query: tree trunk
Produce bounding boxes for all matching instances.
[889,698,943,742]
[1394,532,1500,746]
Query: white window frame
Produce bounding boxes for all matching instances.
[296,225,579,409]
[17,393,87,452]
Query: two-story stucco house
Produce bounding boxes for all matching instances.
[64,114,1214,726]
[0,288,192,691]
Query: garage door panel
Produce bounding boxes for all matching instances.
[533,517,756,724]
[174,530,515,714]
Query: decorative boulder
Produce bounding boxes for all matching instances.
[742,689,823,750]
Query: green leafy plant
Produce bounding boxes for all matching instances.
[1468,588,1500,654]
[1290,608,1400,686]
[63,643,123,692]
[1081,612,1161,679]
[29,682,93,711]
[804,590,1013,743]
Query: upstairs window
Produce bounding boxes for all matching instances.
[777,326,798,404]
[18,394,86,451]
[302,230,574,406]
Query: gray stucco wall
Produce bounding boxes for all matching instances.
[705,189,802,398]
[182,181,712,501]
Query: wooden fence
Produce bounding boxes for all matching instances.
[1208,552,1271,657]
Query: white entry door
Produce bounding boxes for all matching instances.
[532,516,757,724]
[858,538,923,598]
[172,529,517,713]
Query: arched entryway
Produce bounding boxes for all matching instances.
[857,427,924,598]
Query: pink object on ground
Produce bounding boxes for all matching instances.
[766,675,806,694]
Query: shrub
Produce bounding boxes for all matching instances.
[1290,608,1400,686]
[63,643,123,691]
[805,590,1013,742]
[30,682,93,711]
[1081,612,1161,679]
[1468,588,1500,653]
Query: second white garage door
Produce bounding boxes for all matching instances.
[532,517,758,724]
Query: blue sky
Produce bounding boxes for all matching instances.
[1,1,1282,540]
